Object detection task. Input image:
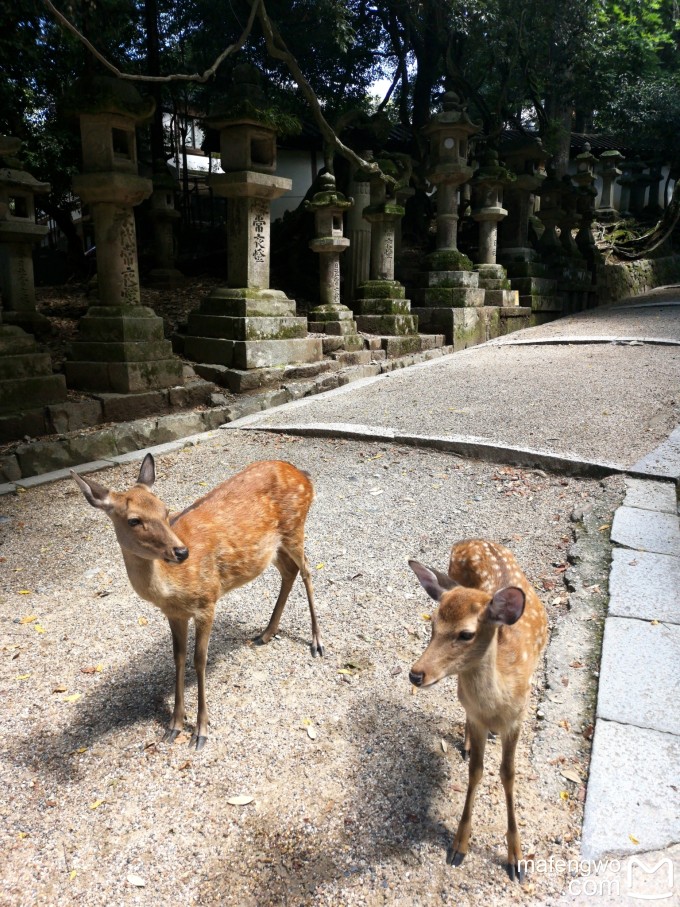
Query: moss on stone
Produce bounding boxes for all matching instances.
[426,250,473,272]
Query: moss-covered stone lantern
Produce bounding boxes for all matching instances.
[0,136,51,334]
[65,77,183,394]
[183,65,321,385]
[597,150,624,221]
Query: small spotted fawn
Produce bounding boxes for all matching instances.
[409,539,547,880]
[72,455,323,750]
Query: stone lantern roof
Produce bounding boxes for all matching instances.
[423,91,480,136]
[67,75,156,123]
[205,63,300,136]
[304,172,353,213]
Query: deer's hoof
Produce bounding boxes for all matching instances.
[251,634,268,647]
[190,733,207,752]
[446,846,466,867]
[163,728,181,744]
[507,861,525,883]
[311,640,325,658]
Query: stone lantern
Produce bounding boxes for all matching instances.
[422,91,480,268]
[572,143,599,265]
[148,163,182,283]
[65,76,183,394]
[536,168,565,258]
[305,172,363,352]
[183,64,321,387]
[597,150,624,221]
[628,157,649,216]
[0,137,51,334]
[470,150,513,265]
[498,137,546,264]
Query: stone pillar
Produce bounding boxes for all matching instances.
[148,164,182,284]
[557,176,592,313]
[0,137,51,334]
[344,153,372,305]
[628,158,648,217]
[572,145,601,309]
[617,160,635,217]
[305,172,363,354]
[643,160,664,217]
[65,77,183,394]
[597,150,624,221]
[182,65,321,386]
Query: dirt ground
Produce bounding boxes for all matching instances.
[0,430,622,906]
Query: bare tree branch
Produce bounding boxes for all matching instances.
[42,0,261,83]
[255,0,380,178]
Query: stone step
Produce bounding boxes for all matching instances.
[499,307,531,335]
[64,358,183,394]
[476,278,508,290]
[0,352,53,381]
[503,261,551,279]
[187,314,308,341]
[184,336,323,370]
[75,306,167,342]
[411,287,486,308]
[353,298,411,316]
[66,339,176,363]
[523,294,567,313]
[419,270,479,289]
[355,314,418,336]
[412,306,500,348]
[511,276,558,294]
[0,374,67,414]
[0,325,38,355]
[355,280,405,300]
[483,289,519,306]
[200,295,296,318]
[330,350,373,367]
[307,320,358,336]
[321,334,365,354]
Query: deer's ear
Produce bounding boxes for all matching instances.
[484,587,526,625]
[71,470,113,512]
[137,453,155,488]
[409,559,458,602]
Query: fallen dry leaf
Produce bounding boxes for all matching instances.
[559,791,570,801]
[63,693,81,703]
[307,726,317,740]
[80,666,97,675]
[17,591,31,596]
[137,616,149,626]
[89,799,105,809]
[16,673,31,681]
[560,768,581,784]
[19,614,37,623]
[177,760,191,771]
[34,624,45,634]
[52,685,67,693]
[650,620,660,626]
[227,795,254,806]
[629,834,639,845]
[441,739,448,753]
[127,874,146,887]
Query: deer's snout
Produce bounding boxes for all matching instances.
[173,546,189,562]
[409,670,425,687]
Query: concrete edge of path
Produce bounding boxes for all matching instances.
[487,336,680,347]
[222,420,680,482]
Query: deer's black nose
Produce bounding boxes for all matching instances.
[174,547,189,562]
[409,671,424,687]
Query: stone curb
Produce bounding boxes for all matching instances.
[0,344,454,493]
[581,478,680,862]
[487,336,680,347]
[224,420,680,482]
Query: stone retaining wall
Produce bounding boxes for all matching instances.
[597,254,680,305]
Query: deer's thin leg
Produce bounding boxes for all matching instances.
[447,719,487,867]
[191,610,215,752]
[253,550,298,647]
[163,617,188,744]
[463,717,471,761]
[500,725,523,882]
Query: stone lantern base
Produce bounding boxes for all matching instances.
[353,280,422,357]
[0,323,67,442]
[182,287,323,378]
[475,264,519,306]
[64,305,183,393]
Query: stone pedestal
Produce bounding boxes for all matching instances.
[597,150,624,221]
[629,158,649,216]
[0,298,66,443]
[354,161,421,356]
[182,65,321,383]
[148,165,182,284]
[0,136,51,335]
[64,77,183,393]
[617,161,635,217]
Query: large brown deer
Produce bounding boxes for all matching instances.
[72,454,323,750]
[408,539,547,881]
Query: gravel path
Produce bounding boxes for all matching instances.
[0,430,622,906]
[238,343,680,468]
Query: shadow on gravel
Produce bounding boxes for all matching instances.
[4,612,283,783]
[198,695,453,905]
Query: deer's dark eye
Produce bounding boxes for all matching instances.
[128,518,142,527]
[458,630,475,641]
